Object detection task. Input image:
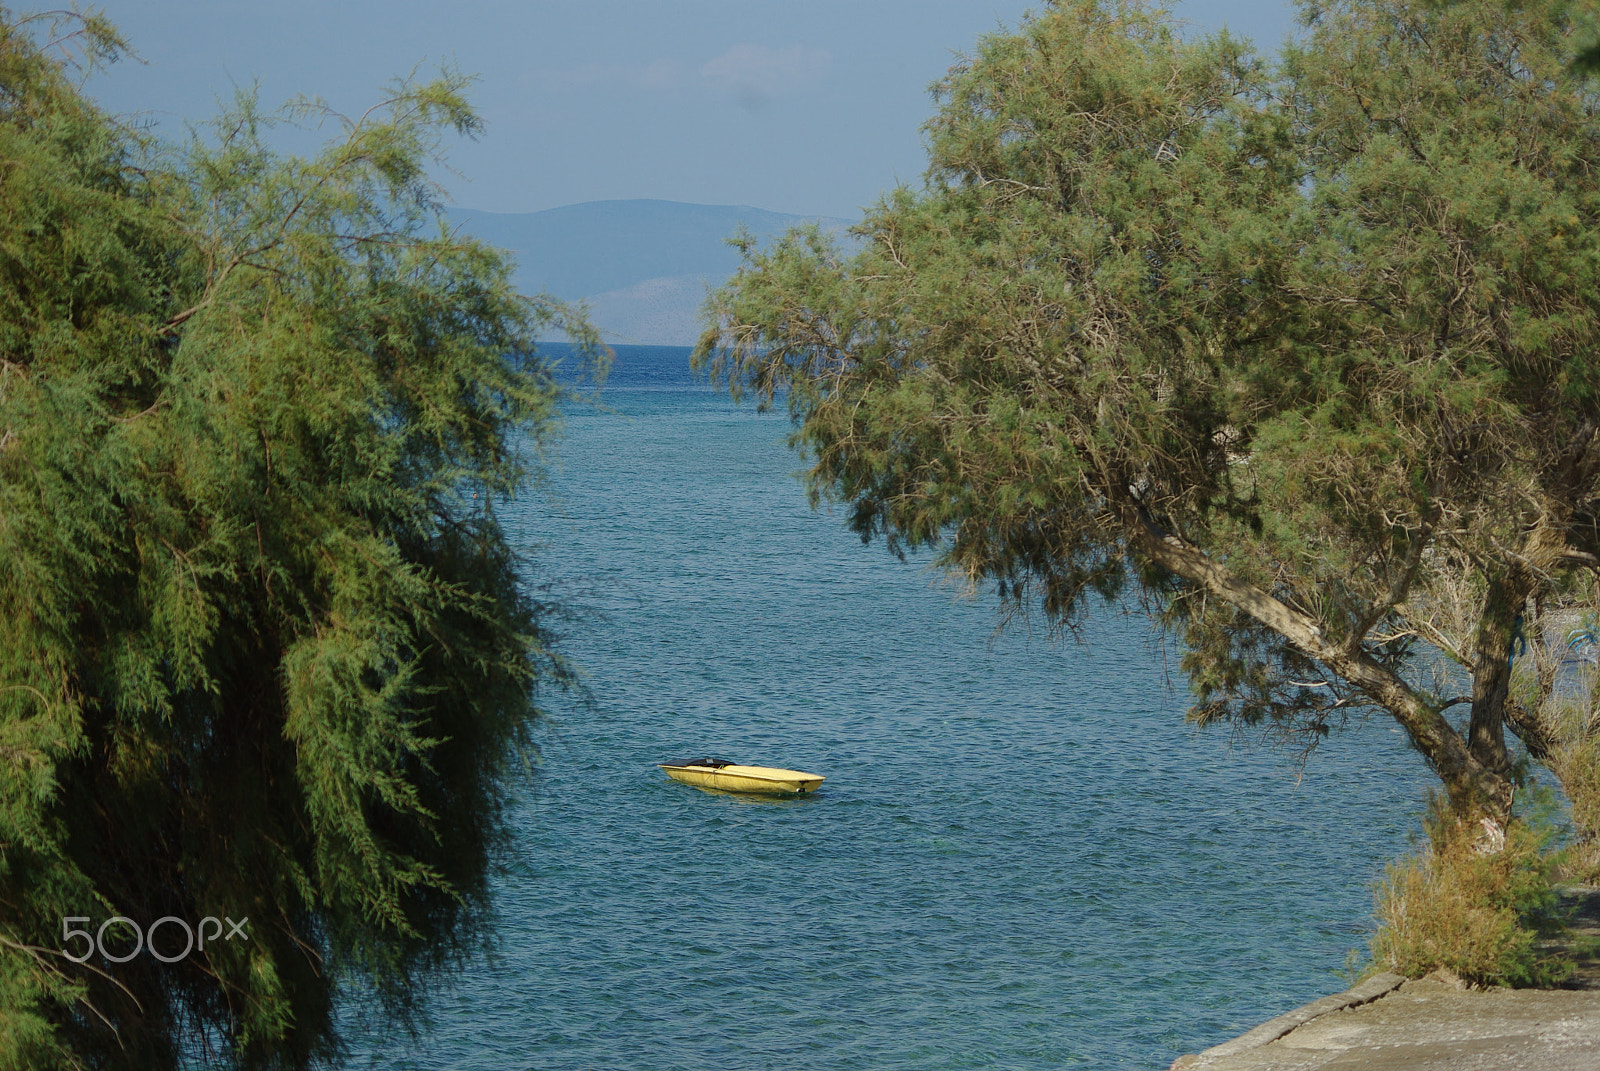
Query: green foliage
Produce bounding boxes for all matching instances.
[0,11,598,1069]
[697,0,1600,816]
[1435,0,1600,77]
[706,0,1280,620]
[1371,795,1572,987]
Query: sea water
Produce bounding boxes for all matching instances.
[348,345,1432,1070]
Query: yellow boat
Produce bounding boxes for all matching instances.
[658,758,824,796]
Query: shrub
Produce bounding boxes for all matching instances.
[1371,796,1571,987]
[1553,736,1600,883]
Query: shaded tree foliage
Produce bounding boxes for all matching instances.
[0,11,597,1068]
[696,0,1600,825]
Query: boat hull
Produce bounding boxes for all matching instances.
[658,763,824,795]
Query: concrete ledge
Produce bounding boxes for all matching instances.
[1170,972,1406,1069]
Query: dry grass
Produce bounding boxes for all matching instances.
[1552,735,1600,883]
[1372,799,1571,988]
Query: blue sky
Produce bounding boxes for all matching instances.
[87,1,1301,220]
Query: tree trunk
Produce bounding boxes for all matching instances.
[1466,570,1533,779]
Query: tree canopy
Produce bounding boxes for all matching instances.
[0,11,596,1068]
[696,0,1600,828]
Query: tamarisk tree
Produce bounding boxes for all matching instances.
[0,12,598,1069]
[696,0,1600,828]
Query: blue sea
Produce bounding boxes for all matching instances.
[349,344,1432,1070]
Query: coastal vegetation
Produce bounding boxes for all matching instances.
[1372,795,1573,987]
[0,10,597,1068]
[3,0,1597,1065]
[696,0,1600,971]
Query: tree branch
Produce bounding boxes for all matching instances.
[1123,503,1503,812]
[1349,512,1435,649]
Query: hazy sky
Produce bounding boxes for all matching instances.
[86,1,1302,220]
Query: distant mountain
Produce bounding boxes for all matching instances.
[448,199,854,346]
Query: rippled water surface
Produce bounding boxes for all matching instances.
[349,346,1432,1070]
